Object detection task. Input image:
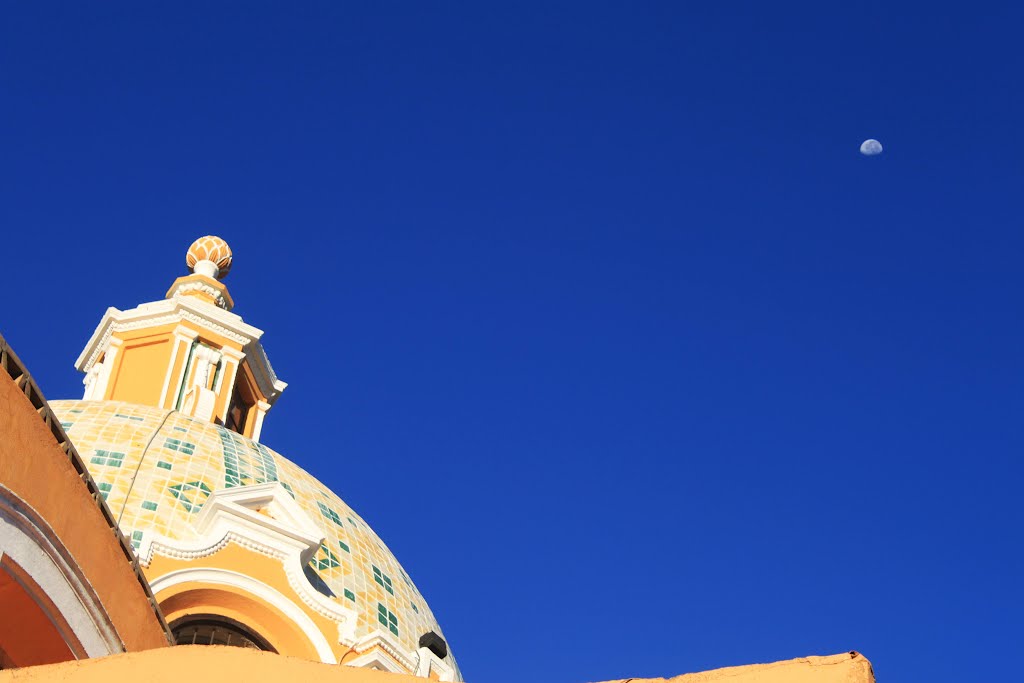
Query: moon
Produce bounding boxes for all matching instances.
[860,139,883,156]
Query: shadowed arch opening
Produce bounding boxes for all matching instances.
[156,583,327,662]
[170,614,276,651]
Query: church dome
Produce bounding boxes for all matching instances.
[50,398,460,677]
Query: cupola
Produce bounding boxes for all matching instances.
[75,236,286,441]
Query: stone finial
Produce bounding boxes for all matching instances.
[186,235,233,280]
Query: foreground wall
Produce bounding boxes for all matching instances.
[601,651,874,683]
[0,646,875,683]
[0,334,170,666]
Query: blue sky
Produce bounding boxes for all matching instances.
[2,3,1021,682]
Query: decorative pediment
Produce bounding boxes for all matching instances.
[192,482,324,565]
[138,482,357,639]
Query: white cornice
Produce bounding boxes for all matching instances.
[75,298,285,403]
[245,340,287,404]
[350,631,417,672]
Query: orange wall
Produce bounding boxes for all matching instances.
[0,371,169,652]
[0,569,75,667]
[110,336,172,406]
[0,647,876,683]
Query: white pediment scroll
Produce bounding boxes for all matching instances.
[138,482,359,650]
[191,482,324,565]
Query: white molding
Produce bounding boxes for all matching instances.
[251,400,271,443]
[168,331,199,409]
[193,483,323,561]
[149,567,336,664]
[219,346,246,362]
[218,356,241,425]
[158,328,198,408]
[349,631,417,672]
[0,486,124,658]
[75,298,285,405]
[244,341,288,405]
[415,646,456,682]
[139,483,357,640]
[88,337,120,401]
[76,299,259,371]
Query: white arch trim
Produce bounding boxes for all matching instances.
[0,488,124,658]
[149,567,336,663]
[137,483,358,640]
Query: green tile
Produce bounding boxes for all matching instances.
[91,450,125,467]
[344,589,355,602]
[168,481,212,513]
[312,543,340,571]
[164,438,196,454]
[317,501,343,526]
[141,501,158,511]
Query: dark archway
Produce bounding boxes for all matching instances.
[169,614,277,652]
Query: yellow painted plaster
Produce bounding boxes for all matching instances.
[103,318,249,424]
[0,647,876,683]
[103,325,177,404]
[147,543,345,661]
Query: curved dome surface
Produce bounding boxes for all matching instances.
[50,399,458,674]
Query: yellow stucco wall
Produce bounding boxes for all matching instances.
[599,652,874,683]
[0,647,875,683]
[100,320,257,425]
[147,544,342,661]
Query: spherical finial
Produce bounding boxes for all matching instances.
[186,235,233,280]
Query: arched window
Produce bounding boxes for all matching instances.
[170,615,276,652]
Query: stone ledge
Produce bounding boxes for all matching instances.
[0,645,874,683]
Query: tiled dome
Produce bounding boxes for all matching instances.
[50,399,459,678]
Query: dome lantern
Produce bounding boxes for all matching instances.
[75,235,286,441]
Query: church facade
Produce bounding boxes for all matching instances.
[0,236,874,683]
